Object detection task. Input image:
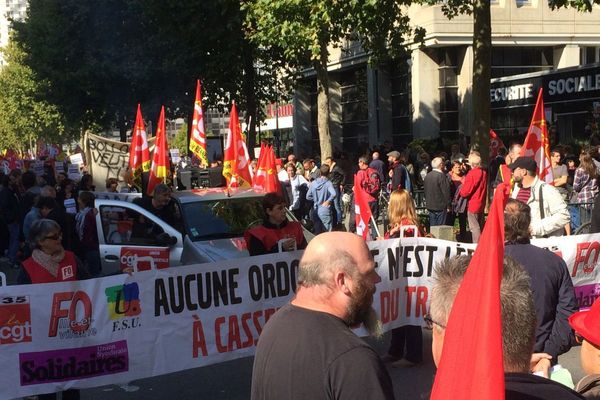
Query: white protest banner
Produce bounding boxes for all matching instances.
[70,153,84,165]
[0,234,598,398]
[84,132,155,191]
[170,148,181,164]
[55,161,65,174]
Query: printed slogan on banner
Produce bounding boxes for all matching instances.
[0,234,599,398]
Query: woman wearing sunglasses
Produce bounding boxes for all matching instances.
[569,298,600,399]
[18,219,88,284]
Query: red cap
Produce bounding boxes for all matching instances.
[569,297,600,347]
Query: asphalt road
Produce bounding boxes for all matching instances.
[79,330,585,400]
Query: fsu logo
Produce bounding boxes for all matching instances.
[0,296,32,345]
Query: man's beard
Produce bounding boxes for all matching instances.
[345,279,383,339]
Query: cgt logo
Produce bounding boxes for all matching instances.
[48,291,97,339]
[105,283,141,332]
[0,296,32,345]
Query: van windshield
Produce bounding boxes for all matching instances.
[181,197,264,241]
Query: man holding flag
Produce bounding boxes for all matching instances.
[509,157,569,238]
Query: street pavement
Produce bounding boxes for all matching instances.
[79,330,586,400]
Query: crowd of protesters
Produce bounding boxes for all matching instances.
[3,136,600,399]
[0,162,125,281]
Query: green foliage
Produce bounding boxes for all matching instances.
[0,39,67,150]
[11,0,280,143]
[548,0,600,12]
[244,0,422,73]
[171,122,188,155]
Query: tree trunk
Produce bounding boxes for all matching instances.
[119,112,127,143]
[242,40,257,153]
[471,0,491,165]
[315,43,332,160]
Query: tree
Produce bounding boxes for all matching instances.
[548,0,600,11]
[244,0,423,160]
[428,0,600,164]
[424,0,491,164]
[13,0,280,147]
[0,39,67,151]
[171,123,189,155]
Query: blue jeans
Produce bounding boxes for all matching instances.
[333,187,343,225]
[7,222,20,264]
[312,206,333,234]
[428,210,447,227]
[569,206,581,232]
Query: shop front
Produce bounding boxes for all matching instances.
[490,63,600,144]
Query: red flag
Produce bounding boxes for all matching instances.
[223,101,253,189]
[264,145,280,194]
[430,183,510,400]
[147,106,170,196]
[489,129,506,159]
[520,88,553,184]
[129,104,151,185]
[253,143,267,190]
[353,173,373,240]
[189,80,208,166]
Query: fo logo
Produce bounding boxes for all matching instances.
[0,296,32,345]
[105,283,141,320]
[48,291,97,339]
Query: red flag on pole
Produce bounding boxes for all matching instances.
[264,145,280,194]
[489,129,506,159]
[430,183,510,400]
[253,143,267,191]
[354,173,373,240]
[147,106,170,196]
[222,101,253,189]
[520,88,554,184]
[252,144,280,194]
[189,80,208,166]
[129,104,151,186]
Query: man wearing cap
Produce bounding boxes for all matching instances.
[509,157,570,237]
[569,298,600,398]
[387,151,408,192]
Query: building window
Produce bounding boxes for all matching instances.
[581,46,600,65]
[339,68,369,152]
[437,48,459,139]
[390,59,412,146]
[491,47,553,78]
[515,0,531,6]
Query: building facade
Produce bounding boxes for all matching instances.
[293,0,600,157]
[0,0,27,66]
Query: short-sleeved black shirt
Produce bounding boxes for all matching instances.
[251,304,395,400]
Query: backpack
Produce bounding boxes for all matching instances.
[363,168,381,197]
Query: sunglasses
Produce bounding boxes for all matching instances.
[424,313,446,330]
[44,233,62,241]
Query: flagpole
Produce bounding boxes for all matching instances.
[370,215,381,238]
